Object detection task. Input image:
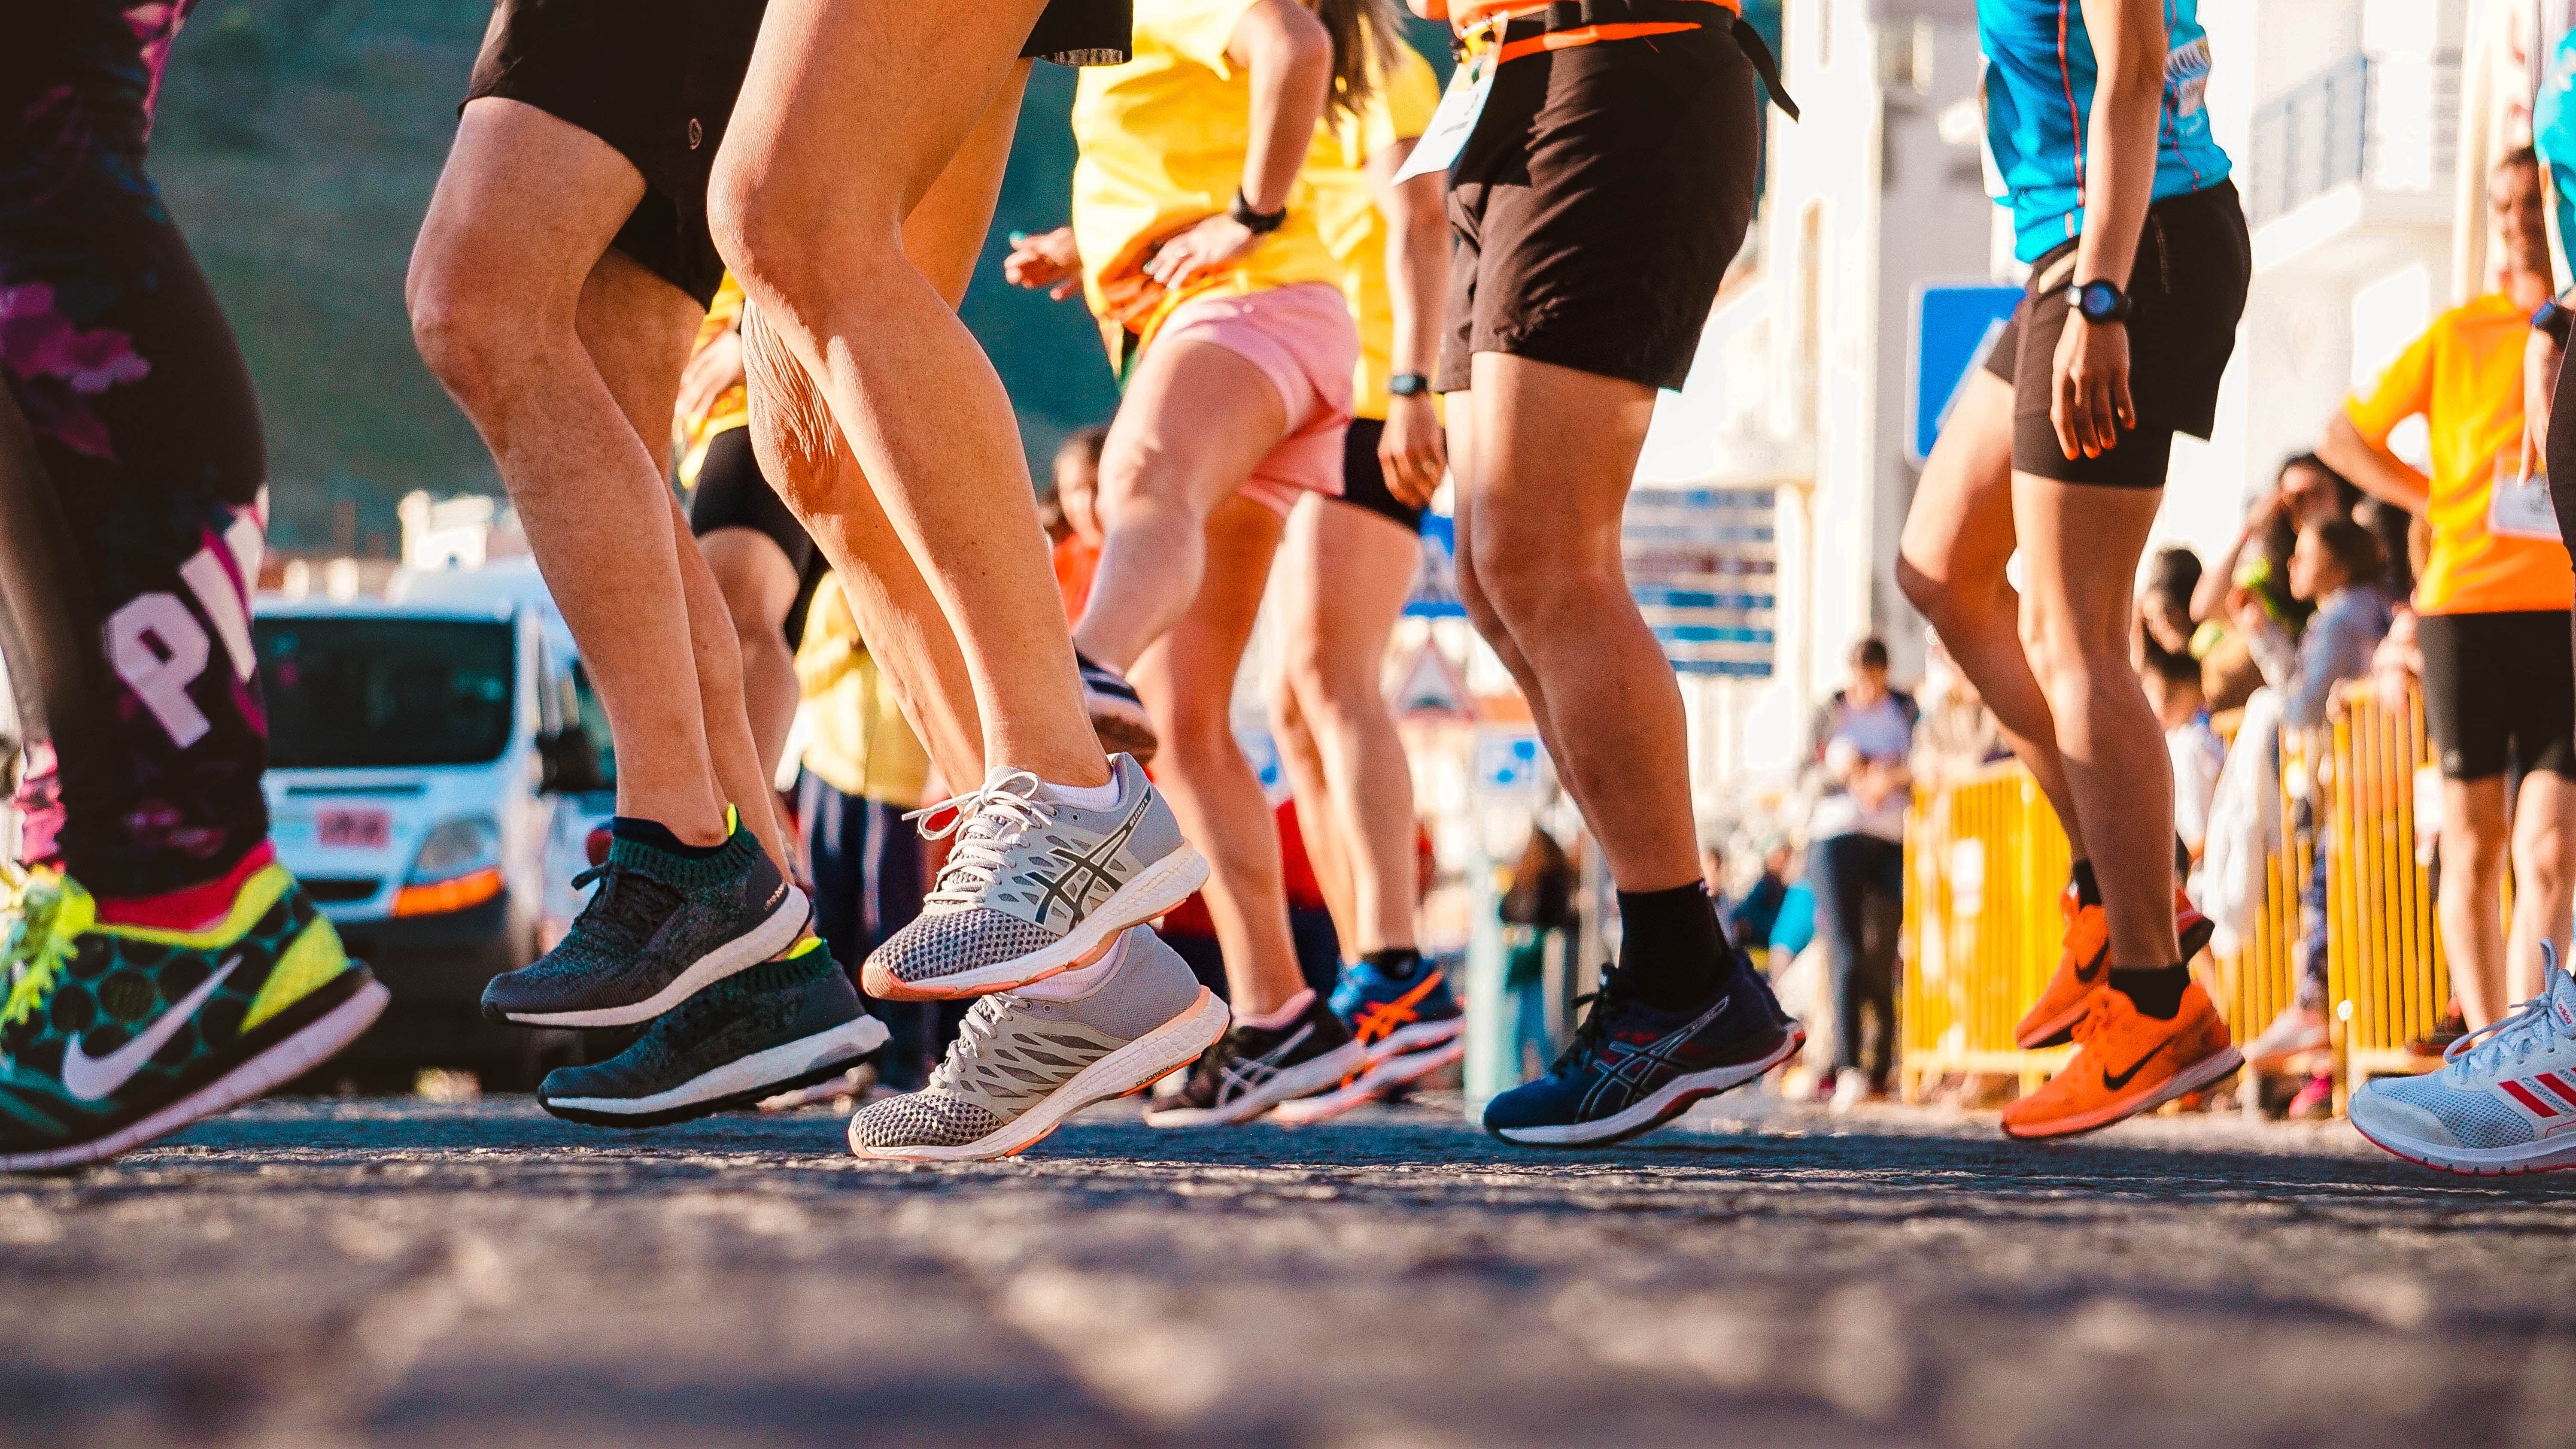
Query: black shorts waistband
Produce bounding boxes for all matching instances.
[1492,1,1797,118]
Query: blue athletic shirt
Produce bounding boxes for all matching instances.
[2535,27,2576,272]
[1981,1,2232,264]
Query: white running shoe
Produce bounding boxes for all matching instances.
[2350,949,2576,1176]
[848,928,1225,1161]
[861,756,1208,1001]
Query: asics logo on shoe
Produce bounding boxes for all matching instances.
[61,955,240,1101]
[2100,1039,2166,1093]
[1578,993,1732,1118]
[1352,972,1445,1045]
[1029,806,1142,929]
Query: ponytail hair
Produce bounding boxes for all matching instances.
[1315,0,1409,122]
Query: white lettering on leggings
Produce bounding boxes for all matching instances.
[106,593,212,748]
[177,547,255,682]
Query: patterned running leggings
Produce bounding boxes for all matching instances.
[1,1,270,899]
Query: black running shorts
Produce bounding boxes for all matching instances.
[1982,181,2250,488]
[2416,609,2576,782]
[687,427,828,649]
[1437,21,1760,395]
[1333,419,1425,534]
[465,0,1132,306]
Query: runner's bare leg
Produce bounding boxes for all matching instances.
[711,0,1106,789]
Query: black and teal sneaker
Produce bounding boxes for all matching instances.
[535,939,887,1128]
[0,861,388,1171]
[1482,953,1801,1149]
[483,807,809,1029]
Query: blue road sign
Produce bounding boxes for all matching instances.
[1909,284,2023,465]
[1404,512,1467,619]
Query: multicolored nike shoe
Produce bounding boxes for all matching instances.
[1482,953,1800,1148]
[0,858,388,1171]
[2350,950,2576,1176]
[1271,953,1465,1126]
[2014,885,2213,1050]
[537,938,887,1128]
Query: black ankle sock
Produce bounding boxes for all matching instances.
[2110,963,2190,1020]
[1611,884,1731,1011]
[1361,947,1421,981]
[611,816,729,860]
[2071,860,2102,908]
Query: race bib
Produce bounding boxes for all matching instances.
[1393,49,1497,184]
[2489,460,2561,541]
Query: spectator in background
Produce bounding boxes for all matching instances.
[1803,638,1917,1111]
[2320,148,2576,1031]
[1698,835,1732,918]
[2138,546,2202,675]
[1726,834,1797,961]
[1050,424,1109,628]
[2239,518,2395,731]
[1500,827,1579,1080]
[2142,647,2222,887]
[1910,631,2006,786]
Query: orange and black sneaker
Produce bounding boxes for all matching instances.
[1269,952,1466,1126]
[2000,979,2241,1140]
[2013,887,2213,1050]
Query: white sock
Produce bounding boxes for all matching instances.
[1040,772,1121,811]
[1018,928,1132,1000]
[1237,988,1314,1032]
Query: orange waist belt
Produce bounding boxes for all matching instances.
[1493,19,1701,64]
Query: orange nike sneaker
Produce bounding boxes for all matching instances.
[2013,888,2214,1050]
[2000,979,2241,1140]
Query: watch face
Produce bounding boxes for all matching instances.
[2079,282,2118,319]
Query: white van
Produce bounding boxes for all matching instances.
[254,560,605,1085]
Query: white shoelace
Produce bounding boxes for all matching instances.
[905,770,1060,912]
[928,995,1013,1096]
[2446,945,2572,1079]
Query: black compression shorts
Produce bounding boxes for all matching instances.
[1982,182,2250,488]
[2416,610,2576,782]
[1439,15,1760,394]
[687,427,829,649]
[464,0,1133,306]
[1334,419,1425,534]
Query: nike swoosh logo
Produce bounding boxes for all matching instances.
[2101,1039,2166,1093]
[2073,947,2105,985]
[61,955,240,1102]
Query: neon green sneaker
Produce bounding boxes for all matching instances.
[0,862,388,1170]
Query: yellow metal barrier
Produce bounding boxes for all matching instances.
[1899,762,2071,1099]
[2321,691,2447,1104]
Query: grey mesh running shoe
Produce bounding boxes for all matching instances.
[861,755,1207,1001]
[484,812,809,1028]
[849,928,1226,1161]
[538,939,887,1128]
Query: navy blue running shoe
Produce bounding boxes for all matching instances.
[1483,953,1800,1148]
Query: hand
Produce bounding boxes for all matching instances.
[675,324,744,427]
[1144,213,1259,295]
[1379,393,1446,507]
[2050,315,2135,461]
[2227,585,2266,635]
[1002,226,1083,300]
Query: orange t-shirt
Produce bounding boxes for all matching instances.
[2345,293,2573,615]
[1053,535,1101,623]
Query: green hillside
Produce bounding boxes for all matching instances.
[154,0,1127,552]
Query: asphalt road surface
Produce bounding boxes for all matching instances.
[1,1092,2569,1449]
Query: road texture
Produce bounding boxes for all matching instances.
[0,1090,2569,1449]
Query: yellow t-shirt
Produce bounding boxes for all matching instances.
[793,573,933,809]
[1071,0,1344,361]
[674,272,749,490]
[2345,293,2572,615]
[1303,38,1443,421]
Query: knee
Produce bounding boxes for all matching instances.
[1467,530,1612,631]
[1456,555,1510,644]
[407,265,540,413]
[711,158,897,318]
[2521,821,2576,891]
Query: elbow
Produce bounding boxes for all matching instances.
[1256,2,1334,83]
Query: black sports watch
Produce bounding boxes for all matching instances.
[2536,296,2575,346]
[1388,372,1433,398]
[2064,278,2132,324]
[1229,188,1288,235]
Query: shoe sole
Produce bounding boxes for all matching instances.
[862,846,1211,1002]
[540,1013,891,1129]
[2015,912,2217,1051]
[851,987,1230,1161]
[1144,1036,1373,1128]
[2349,1112,2576,1176]
[1488,1025,1804,1149]
[1088,703,1160,767]
[1270,1037,1467,1127]
[0,974,391,1173]
[498,886,813,1029]
[1999,1043,2244,1140]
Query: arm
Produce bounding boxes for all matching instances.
[2052,0,2168,461]
[2317,409,2433,515]
[1001,226,1084,302]
[1369,139,1451,505]
[2191,496,2278,623]
[1148,0,1334,294]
